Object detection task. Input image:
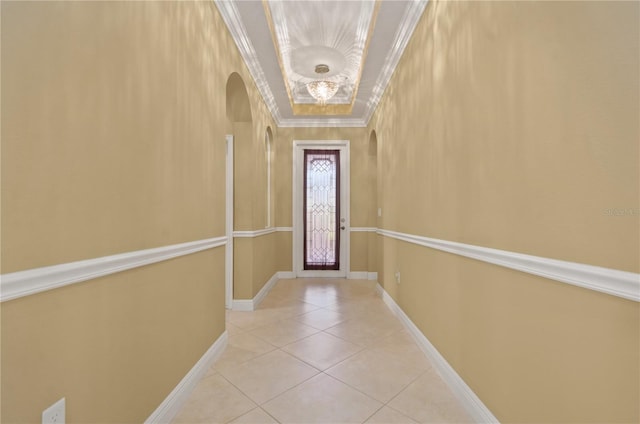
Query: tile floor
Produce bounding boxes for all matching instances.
[173,278,472,424]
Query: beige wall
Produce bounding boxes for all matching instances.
[233,233,279,299]
[1,1,274,422]
[2,250,224,423]
[370,1,639,422]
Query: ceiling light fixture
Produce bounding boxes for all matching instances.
[306,64,339,105]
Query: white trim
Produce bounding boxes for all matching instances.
[226,135,234,310]
[253,273,279,309]
[293,141,350,278]
[233,228,277,238]
[363,0,429,125]
[350,227,378,232]
[276,227,293,232]
[377,284,499,424]
[145,331,228,424]
[266,131,272,229]
[367,272,378,281]
[0,237,227,303]
[232,272,281,311]
[278,118,366,128]
[377,229,640,302]
[231,300,254,312]
[277,271,295,279]
[348,272,369,280]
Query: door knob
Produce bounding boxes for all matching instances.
[340,226,346,230]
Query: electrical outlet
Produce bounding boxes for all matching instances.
[42,398,65,424]
[377,208,382,217]
[395,271,401,284]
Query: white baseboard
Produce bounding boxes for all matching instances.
[145,331,228,424]
[253,273,280,308]
[232,272,282,311]
[367,272,378,281]
[277,271,295,279]
[231,299,254,311]
[376,284,499,424]
[348,272,369,280]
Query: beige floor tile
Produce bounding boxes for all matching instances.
[326,297,396,321]
[255,299,320,321]
[326,348,426,403]
[334,281,379,299]
[266,301,322,320]
[297,290,342,307]
[228,407,279,424]
[172,374,256,424]
[219,350,319,405]
[365,406,418,423]
[203,363,219,380]
[226,322,245,336]
[294,308,348,330]
[268,282,308,300]
[282,331,363,370]
[178,278,471,423]
[249,319,320,347]
[388,369,473,423]
[228,308,293,331]
[257,293,312,310]
[263,373,382,424]
[369,331,432,372]
[213,333,276,371]
[325,314,404,346]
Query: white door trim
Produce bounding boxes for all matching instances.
[225,135,234,309]
[293,140,350,278]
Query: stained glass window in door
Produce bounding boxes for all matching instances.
[303,150,340,270]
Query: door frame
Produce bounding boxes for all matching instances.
[225,134,234,309]
[293,140,350,278]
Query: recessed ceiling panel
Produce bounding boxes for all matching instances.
[215,0,428,126]
[266,0,376,106]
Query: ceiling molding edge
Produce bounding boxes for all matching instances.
[362,0,430,126]
[214,0,284,124]
[278,118,367,128]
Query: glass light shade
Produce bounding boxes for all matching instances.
[306,80,339,105]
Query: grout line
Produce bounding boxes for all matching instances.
[258,406,282,424]
[215,278,445,423]
[361,404,387,424]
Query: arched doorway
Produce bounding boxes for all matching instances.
[225,73,252,308]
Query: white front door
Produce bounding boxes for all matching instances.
[293,140,350,277]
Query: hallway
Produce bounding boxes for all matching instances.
[173,278,472,423]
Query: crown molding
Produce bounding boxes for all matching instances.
[363,0,429,125]
[277,117,367,128]
[214,0,283,124]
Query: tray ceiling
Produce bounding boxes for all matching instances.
[215,0,428,127]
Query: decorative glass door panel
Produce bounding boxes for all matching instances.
[303,150,340,270]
